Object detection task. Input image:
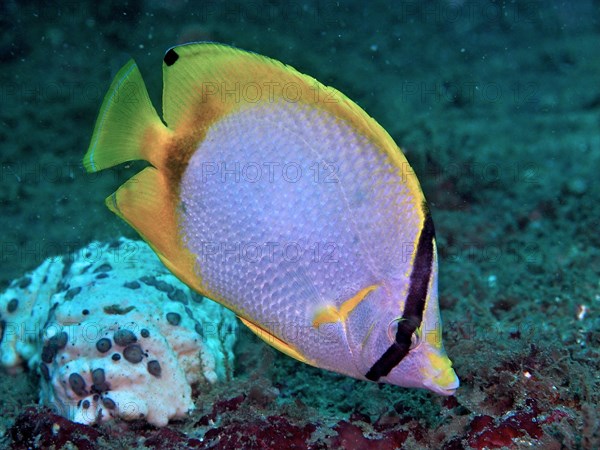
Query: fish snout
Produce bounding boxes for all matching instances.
[421,349,460,396]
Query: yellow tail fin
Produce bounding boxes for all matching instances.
[83,60,168,173]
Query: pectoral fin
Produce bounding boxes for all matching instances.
[312,285,379,328]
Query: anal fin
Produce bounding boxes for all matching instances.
[107,166,205,296]
[238,316,314,366]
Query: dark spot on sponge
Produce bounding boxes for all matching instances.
[41,345,56,363]
[147,360,161,378]
[92,368,109,393]
[96,338,112,353]
[93,263,112,273]
[124,281,140,290]
[92,368,105,385]
[49,331,68,350]
[18,277,31,289]
[123,344,144,363]
[102,397,116,410]
[40,363,50,381]
[166,312,181,326]
[191,293,204,304]
[140,275,157,287]
[114,329,137,346]
[168,288,188,304]
[140,276,174,294]
[112,353,121,361]
[69,373,87,396]
[103,305,135,315]
[155,280,174,294]
[7,298,18,313]
[141,329,150,338]
[65,287,82,301]
[61,256,73,278]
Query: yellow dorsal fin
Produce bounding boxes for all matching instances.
[312,285,379,328]
[238,316,314,366]
[83,60,169,173]
[161,43,304,131]
[159,42,425,220]
[106,166,207,297]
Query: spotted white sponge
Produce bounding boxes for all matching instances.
[0,238,237,427]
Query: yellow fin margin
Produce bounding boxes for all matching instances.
[106,166,209,298]
[239,317,314,366]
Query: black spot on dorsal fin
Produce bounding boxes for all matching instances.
[164,49,179,66]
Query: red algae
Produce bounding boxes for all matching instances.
[203,416,318,450]
[466,401,564,449]
[330,420,408,450]
[8,407,105,450]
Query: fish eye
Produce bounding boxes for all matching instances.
[387,317,402,343]
[387,318,422,350]
[410,328,422,350]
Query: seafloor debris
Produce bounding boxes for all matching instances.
[0,238,237,427]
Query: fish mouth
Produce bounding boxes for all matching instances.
[437,385,458,396]
[424,367,460,396]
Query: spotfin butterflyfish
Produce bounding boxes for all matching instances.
[83,42,459,395]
